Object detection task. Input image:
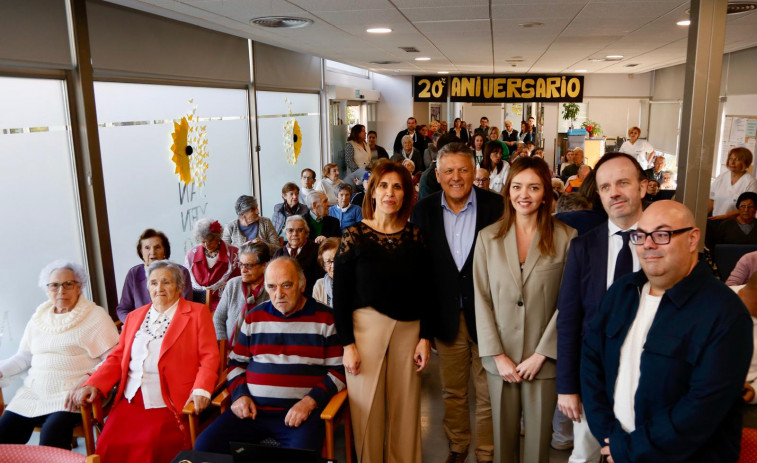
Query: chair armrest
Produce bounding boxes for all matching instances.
[320,389,348,421]
[212,389,231,408]
[182,401,196,415]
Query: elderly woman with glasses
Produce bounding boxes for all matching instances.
[0,261,119,449]
[223,195,281,253]
[185,218,241,311]
[213,242,272,346]
[312,237,341,308]
[116,228,193,323]
[74,261,219,463]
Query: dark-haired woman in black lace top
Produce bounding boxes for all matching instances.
[333,160,431,463]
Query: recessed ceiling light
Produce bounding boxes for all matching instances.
[606,55,624,59]
[518,22,543,28]
[677,19,691,26]
[250,16,313,28]
[438,71,449,74]
[575,69,588,73]
[415,57,431,61]
[367,27,392,33]
[589,58,606,62]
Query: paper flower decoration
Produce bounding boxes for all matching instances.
[170,100,210,187]
[283,98,302,165]
[171,117,192,183]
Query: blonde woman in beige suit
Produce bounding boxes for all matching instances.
[473,156,576,463]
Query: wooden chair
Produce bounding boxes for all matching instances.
[0,387,96,455]
[184,386,353,463]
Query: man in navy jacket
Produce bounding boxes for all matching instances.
[556,153,648,461]
[581,200,752,463]
[411,142,504,463]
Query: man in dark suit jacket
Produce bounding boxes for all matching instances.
[392,116,425,155]
[643,155,665,183]
[302,191,341,242]
[272,215,324,297]
[556,153,647,461]
[582,201,752,463]
[411,142,503,463]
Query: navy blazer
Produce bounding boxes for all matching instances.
[556,221,610,395]
[581,262,752,463]
[410,186,504,343]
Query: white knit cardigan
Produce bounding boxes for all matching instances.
[0,296,119,417]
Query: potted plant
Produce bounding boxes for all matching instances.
[562,103,580,129]
[581,120,602,137]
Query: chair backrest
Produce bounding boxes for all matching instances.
[0,444,93,463]
[714,244,757,281]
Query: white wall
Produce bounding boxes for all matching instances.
[373,73,413,150]
[583,73,653,98]
[324,68,373,90]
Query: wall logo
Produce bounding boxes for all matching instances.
[171,99,209,187]
[283,97,302,165]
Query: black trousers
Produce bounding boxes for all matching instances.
[0,409,81,449]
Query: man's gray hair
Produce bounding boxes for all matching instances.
[436,142,475,167]
[285,215,310,234]
[267,256,307,291]
[235,195,258,216]
[146,260,186,291]
[38,260,88,289]
[193,218,222,242]
[307,190,327,207]
[555,193,591,213]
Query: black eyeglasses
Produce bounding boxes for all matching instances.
[629,227,693,245]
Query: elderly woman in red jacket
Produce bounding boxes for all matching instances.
[185,218,240,311]
[74,260,219,463]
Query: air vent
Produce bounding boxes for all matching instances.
[369,61,400,65]
[506,58,524,63]
[250,16,313,28]
[625,63,639,67]
[399,47,420,53]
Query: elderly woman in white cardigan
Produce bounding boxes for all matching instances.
[0,260,119,448]
[222,195,281,253]
[212,242,271,346]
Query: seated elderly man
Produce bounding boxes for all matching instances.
[304,191,342,243]
[193,257,345,454]
[329,183,363,231]
[272,215,324,296]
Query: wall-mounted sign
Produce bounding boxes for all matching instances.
[413,75,584,103]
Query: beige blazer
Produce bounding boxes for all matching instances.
[473,218,576,379]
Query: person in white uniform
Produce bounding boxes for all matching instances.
[618,126,655,170]
[709,147,757,219]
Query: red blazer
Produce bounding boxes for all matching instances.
[86,298,219,418]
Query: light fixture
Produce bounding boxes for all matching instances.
[575,69,588,73]
[589,58,606,62]
[415,57,431,61]
[438,71,449,74]
[367,27,392,33]
[677,19,691,26]
[606,55,624,59]
[250,16,313,28]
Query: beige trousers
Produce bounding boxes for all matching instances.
[436,313,494,461]
[486,371,556,463]
[347,308,422,463]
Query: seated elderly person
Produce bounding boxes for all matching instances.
[726,250,757,286]
[273,215,324,296]
[565,164,591,193]
[185,218,241,311]
[714,192,757,246]
[660,170,676,190]
[313,163,342,205]
[74,261,219,463]
[329,183,363,231]
[391,135,424,174]
[304,191,342,244]
[222,195,280,253]
[643,179,662,208]
[194,257,345,454]
[272,182,310,236]
[0,261,119,448]
[117,228,193,323]
[474,167,491,191]
[313,238,340,308]
[351,171,370,207]
[213,242,271,346]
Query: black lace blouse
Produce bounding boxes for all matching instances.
[333,221,432,345]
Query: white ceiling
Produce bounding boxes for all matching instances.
[106,0,757,76]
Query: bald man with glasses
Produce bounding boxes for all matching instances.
[581,200,752,463]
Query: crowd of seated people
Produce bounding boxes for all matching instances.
[4,117,757,463]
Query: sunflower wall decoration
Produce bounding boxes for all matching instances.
[282,97,303,165]
[170,99,210,187]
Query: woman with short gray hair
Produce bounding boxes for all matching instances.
[222,195,281,253]
[0,260,119,449]
[185,218,241,311]
[391,135,424,174]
